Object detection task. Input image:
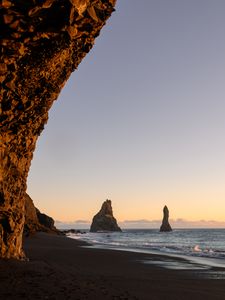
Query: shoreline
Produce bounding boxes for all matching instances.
[80,243,225,272]
[66,229,225,271]
[0,232,225,299]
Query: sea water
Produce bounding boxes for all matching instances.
[68,229,225,270]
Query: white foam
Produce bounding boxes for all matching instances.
[193,245,202,252]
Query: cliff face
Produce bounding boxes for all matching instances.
[0,0,116,258]
[160,206,172,232]
[90,199,121,232]
[24,194,40,233]
[24,194,58,235]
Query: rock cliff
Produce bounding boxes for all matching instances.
[0,0,116,258]
[24,194,58,235]
[160,205,172,232]
[90,199,121,232]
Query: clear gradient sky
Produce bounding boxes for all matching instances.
[27,0,225,228]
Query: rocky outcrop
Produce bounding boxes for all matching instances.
[36,210,56,232]
[160,205,172,232]
[24,194,40,233]
[90,199,121,232]
[0,0,116,258]
[24,194,59,235]
[61,229,86,234]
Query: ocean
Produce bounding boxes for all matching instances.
[68,229,225,270]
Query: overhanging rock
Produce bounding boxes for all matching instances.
[0,0,116,258]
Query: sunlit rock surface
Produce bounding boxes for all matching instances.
[0,0,116,258]
[160,205,172,232]
[90,199,121,232]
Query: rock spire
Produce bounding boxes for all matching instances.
[160,205,172,232]
[90,199,121,232]
[0,0,116,258]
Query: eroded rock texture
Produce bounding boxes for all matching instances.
[90,199,121,232]
[24,194,58,235]
[0,0,116,258]
[160,205,172,232]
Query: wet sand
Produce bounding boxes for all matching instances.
[0,232,225,299]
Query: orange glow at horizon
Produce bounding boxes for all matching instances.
[28,185,225,225]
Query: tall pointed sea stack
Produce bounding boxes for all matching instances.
[0,0,116,259]
[90,199,121,232]
[160,205,172,232]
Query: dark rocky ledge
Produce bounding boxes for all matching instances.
[0,0,116,259]
[61,229,86,234]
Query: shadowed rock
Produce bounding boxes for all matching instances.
[24,194,40,233]
[24,194,59,235]
[90,199,121,232]
[160,205,172,232]
[0,0,116,258]
[36,210,55,232]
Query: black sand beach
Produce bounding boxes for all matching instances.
[0,233,225,299]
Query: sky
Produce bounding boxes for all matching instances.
[27,0,225,228]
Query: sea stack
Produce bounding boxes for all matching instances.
[160,205,172,232]
[90,200,122,232]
